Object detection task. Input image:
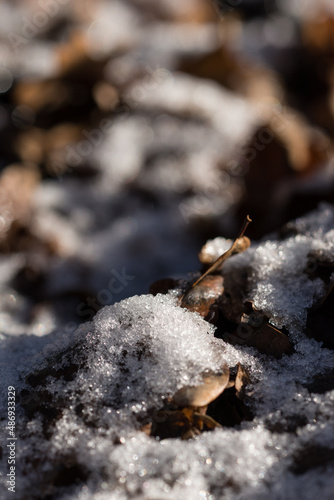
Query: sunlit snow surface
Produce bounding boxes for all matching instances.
[1,205,334,499]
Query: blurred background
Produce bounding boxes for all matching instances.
[1,0,334,334]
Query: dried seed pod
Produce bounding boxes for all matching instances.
[232,236,251,255]
[199,236,251,266]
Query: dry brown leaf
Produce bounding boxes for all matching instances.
[223,318,293,359]
[140,422,152,436]
[172,367,230,408]
[180,274,223,321]
[235,363,251,399]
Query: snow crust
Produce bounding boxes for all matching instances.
[74,294,225,414]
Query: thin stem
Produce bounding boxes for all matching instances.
[184,215,252,293]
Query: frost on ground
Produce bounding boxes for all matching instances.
[1,205,334,500]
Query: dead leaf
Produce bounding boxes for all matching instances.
[180,274,223,321]
[147,367,230,439]
[140,422,152,436]
[206,363,254,427]
[172,367,230,408]
[235,363,251,399]
[223,316,293,359]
